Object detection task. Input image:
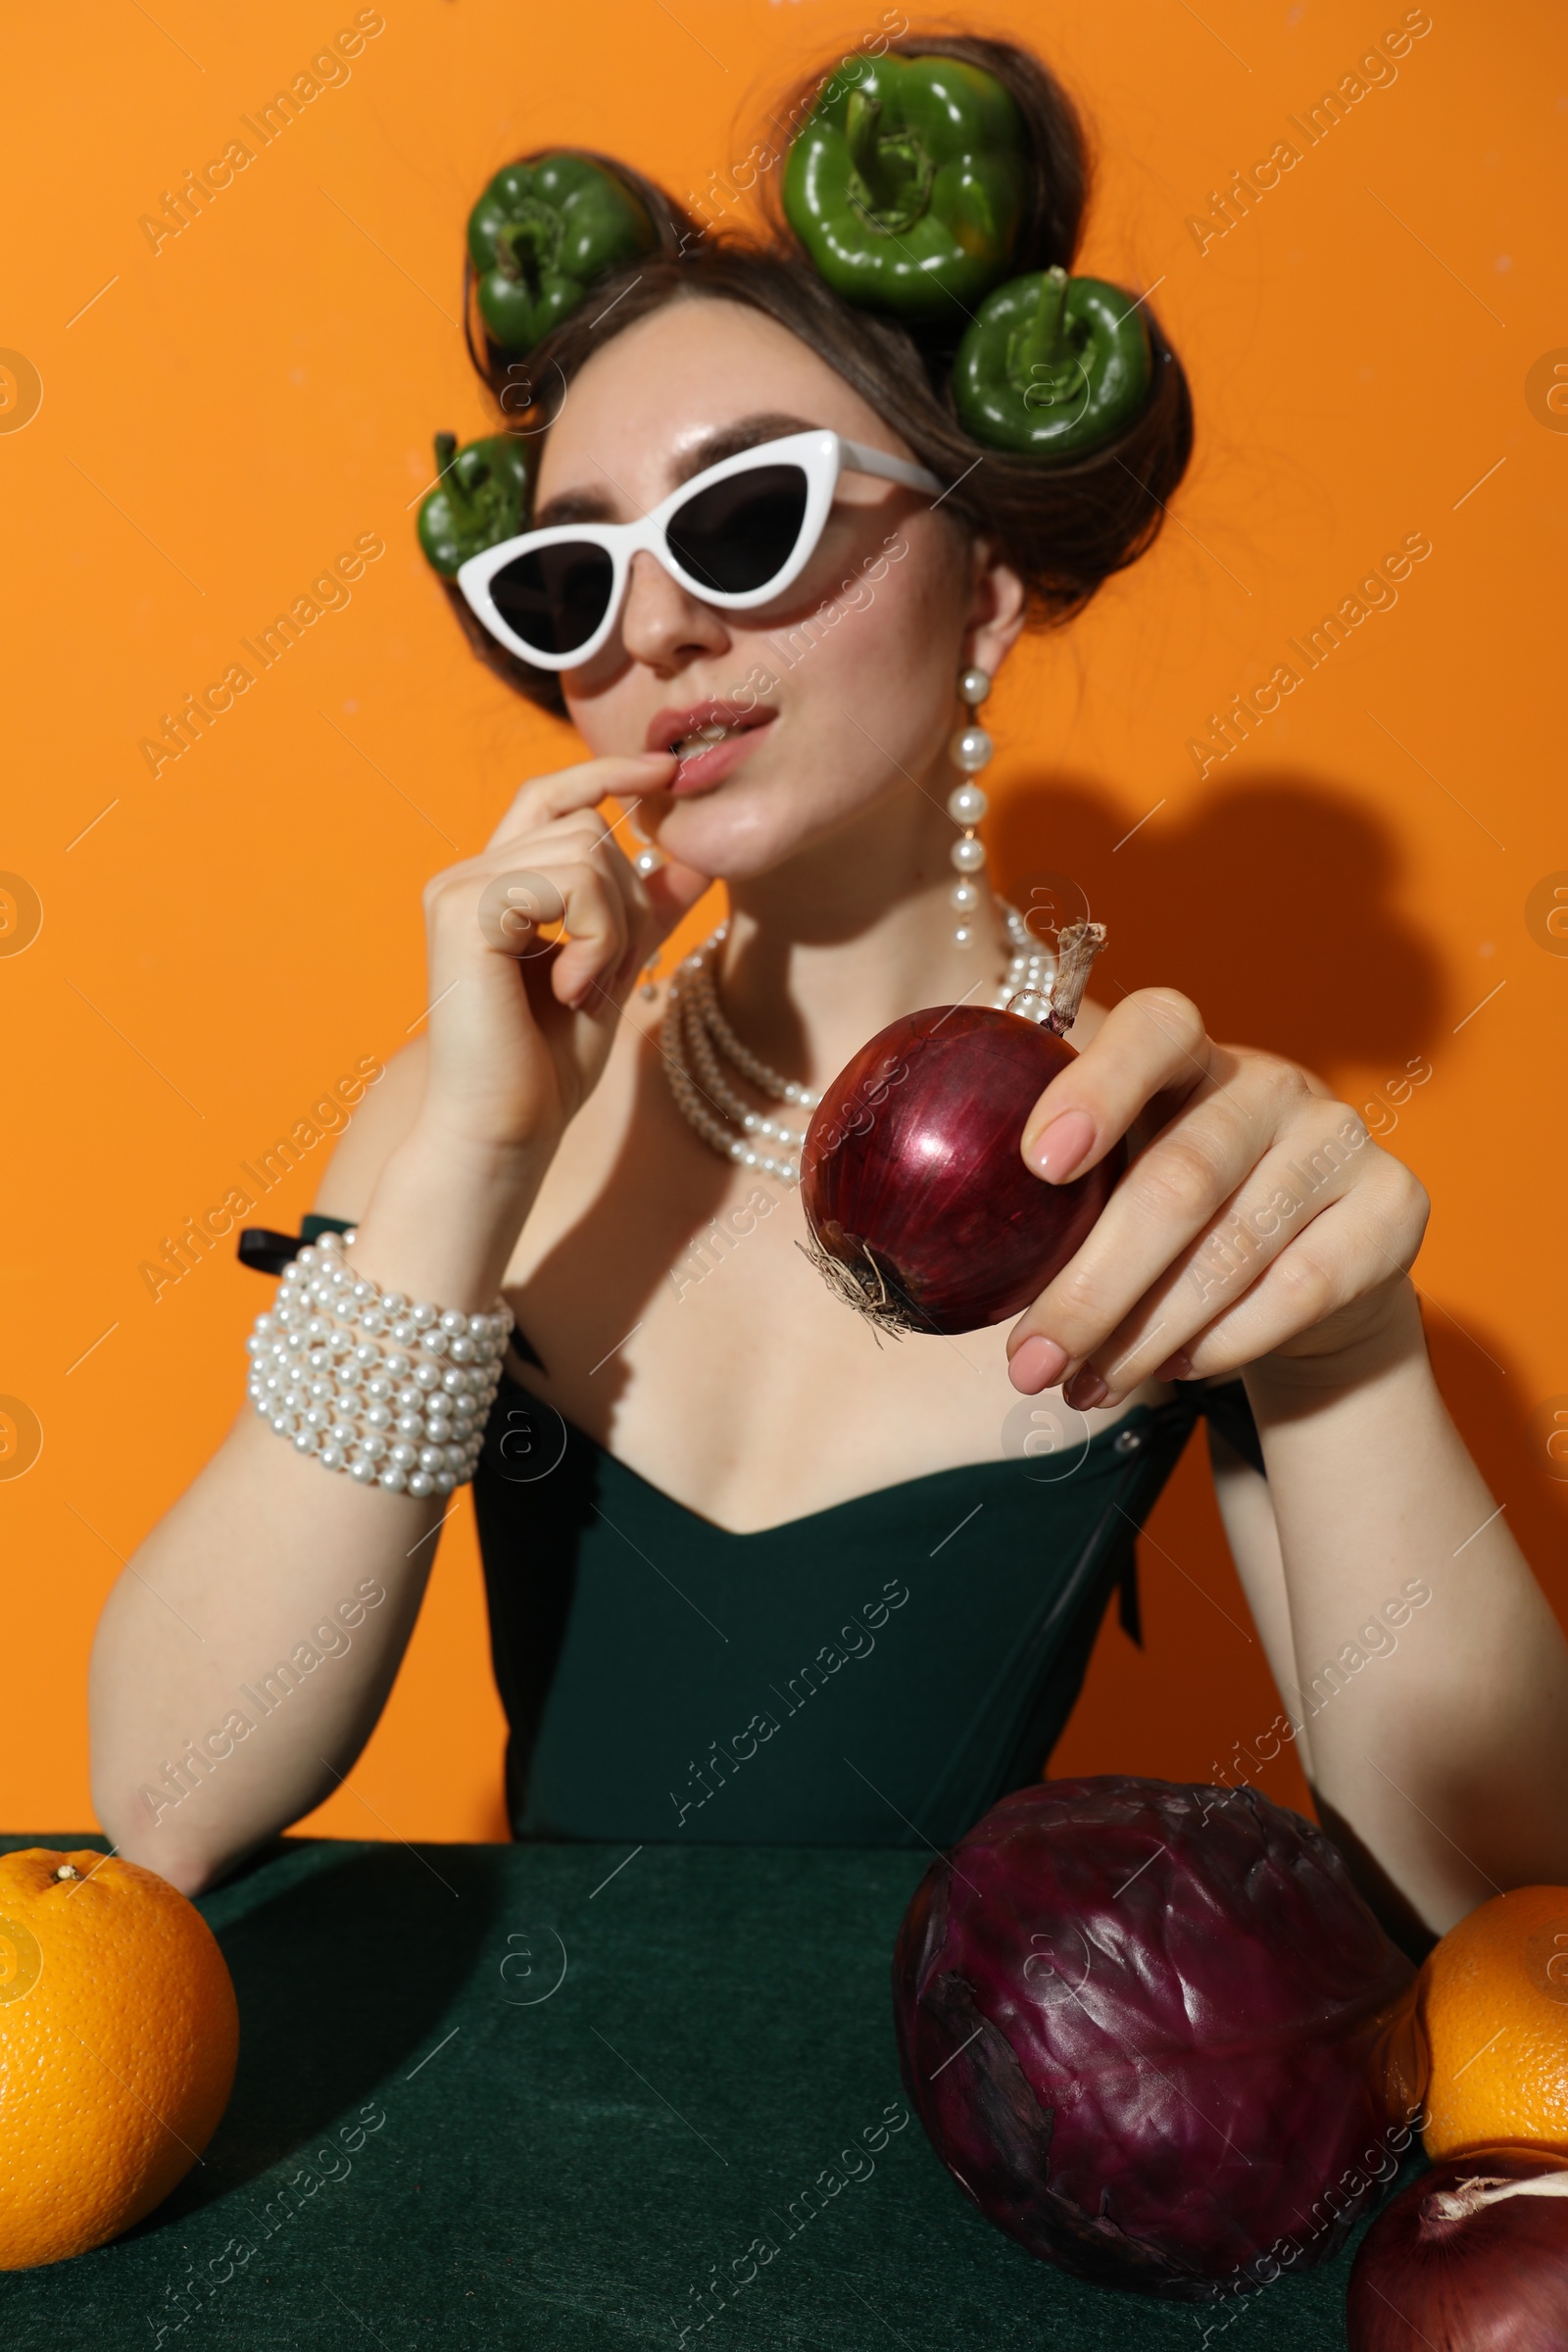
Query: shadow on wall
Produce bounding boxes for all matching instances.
[992,768,1442,1074]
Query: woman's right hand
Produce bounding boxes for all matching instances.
[414,753,708,1157]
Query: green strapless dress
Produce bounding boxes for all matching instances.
[297,1214,1261,1848]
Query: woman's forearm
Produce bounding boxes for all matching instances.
[90,1412,447,1895]
[1243,1279,1568,1933]
[89,1127,546,1893]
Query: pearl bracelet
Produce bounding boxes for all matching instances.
[246,1229,512,1497]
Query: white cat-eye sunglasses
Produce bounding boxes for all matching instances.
[456,427,942,671]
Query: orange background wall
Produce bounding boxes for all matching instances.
[4,0,1564,1841]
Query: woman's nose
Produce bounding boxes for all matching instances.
[617,547,731,670]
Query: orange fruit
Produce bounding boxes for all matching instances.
[0,1847,239,2269]
[1407,1884,1568,2161]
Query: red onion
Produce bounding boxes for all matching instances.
[1347,2146,1568,2350]
[800,921,1123,1337]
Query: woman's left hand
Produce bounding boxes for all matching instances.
[1005,988,1431,1403]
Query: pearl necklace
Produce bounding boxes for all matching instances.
[660,898,1057,1188]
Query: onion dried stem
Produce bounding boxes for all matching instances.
[1427,2169,1568,2221]
[1044,920,1108,1037]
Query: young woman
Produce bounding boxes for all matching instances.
[89,33,1568,1941]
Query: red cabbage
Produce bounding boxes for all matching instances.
[892,1776,1414,2300]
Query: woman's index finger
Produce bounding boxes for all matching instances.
[1019,988,1213,1180]
[485,752,675,852]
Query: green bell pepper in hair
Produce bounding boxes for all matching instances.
[417,432,531,578]
[468,154,656,354]
[952,267,1152,458]
[783,55,1028,320]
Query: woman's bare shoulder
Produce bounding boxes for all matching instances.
[309,1038,429,1220]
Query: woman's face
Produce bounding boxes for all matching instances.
[534,296,1022,883]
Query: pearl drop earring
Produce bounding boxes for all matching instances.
[948,664,994,947]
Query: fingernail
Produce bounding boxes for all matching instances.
[1064,1366,1108,1411]
[1153,1348,1195,1382]
[1026,1108,1096,1183]
[1008,1336,1069,1395]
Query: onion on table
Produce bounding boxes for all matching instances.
[1347,2147,1568,2350]
[800,919,1124,1336]
[891,1776,1415,2300]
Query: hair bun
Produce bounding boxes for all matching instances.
[466,154,656,353]
[953,267,1152,458]
[781,52,1030,321]
[416,432,530,577]
[771,43,1158,459]
[464,150,699,368]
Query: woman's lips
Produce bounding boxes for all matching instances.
[665,714,777,796]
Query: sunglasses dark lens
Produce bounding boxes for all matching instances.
[666,465,810,595]
[488,542,614,657]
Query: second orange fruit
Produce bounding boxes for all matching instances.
[1403,1883,1568,2161]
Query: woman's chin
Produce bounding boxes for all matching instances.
[648,751,913,882]
[652,792,820,885]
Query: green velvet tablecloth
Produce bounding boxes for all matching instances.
[0,1833,1386,2349]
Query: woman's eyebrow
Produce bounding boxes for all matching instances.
[532,415,817,528]
[670,413,818,485]
[531,486,620,528]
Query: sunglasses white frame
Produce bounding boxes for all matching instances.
[455,428,943,671]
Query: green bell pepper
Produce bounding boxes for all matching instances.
[783,55,1028,320]
[417,432,531,578]
[467,154,656,354]
[952,267,1152,459]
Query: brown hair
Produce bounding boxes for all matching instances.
[444,31,1193,718]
